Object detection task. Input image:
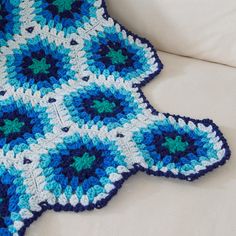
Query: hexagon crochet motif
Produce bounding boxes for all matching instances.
[0,0,231,235]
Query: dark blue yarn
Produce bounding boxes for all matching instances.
[0,91,6,96]
[67,85,139,127]
[0,0,18,42]
[25,27,34,33]
[87,33,145,78]
[137,127,206,167]
[70,39,78,45]
[39,0,93,28]
[0,171,20,233]
[0,3,8,33]
[46,138,122,192]
[8,38,75,94]
[48,98,57,103]
[0,100,50,151]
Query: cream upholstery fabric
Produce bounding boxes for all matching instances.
[106,0,236,67]
[26,52,236,236]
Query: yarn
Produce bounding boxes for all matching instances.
[0,0,231,235]
[162,136,189,154]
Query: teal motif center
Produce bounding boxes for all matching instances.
[162,136,189,154]
[70,153,96,173]
[91,98,116,114]
[52,0,77,13]
[106,48,128,65]
[0,118,25,136]
[28,58,51,75]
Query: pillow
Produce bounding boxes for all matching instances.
[106,0,236,67]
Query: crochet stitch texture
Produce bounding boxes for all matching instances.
[0,0,231,235]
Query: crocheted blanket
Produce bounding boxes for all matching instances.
[0,0,231,235]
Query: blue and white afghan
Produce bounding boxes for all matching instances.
[0,0,231,235]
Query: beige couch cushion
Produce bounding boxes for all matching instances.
[106,0,236,67]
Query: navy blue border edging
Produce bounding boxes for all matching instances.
[16,0,231,235]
